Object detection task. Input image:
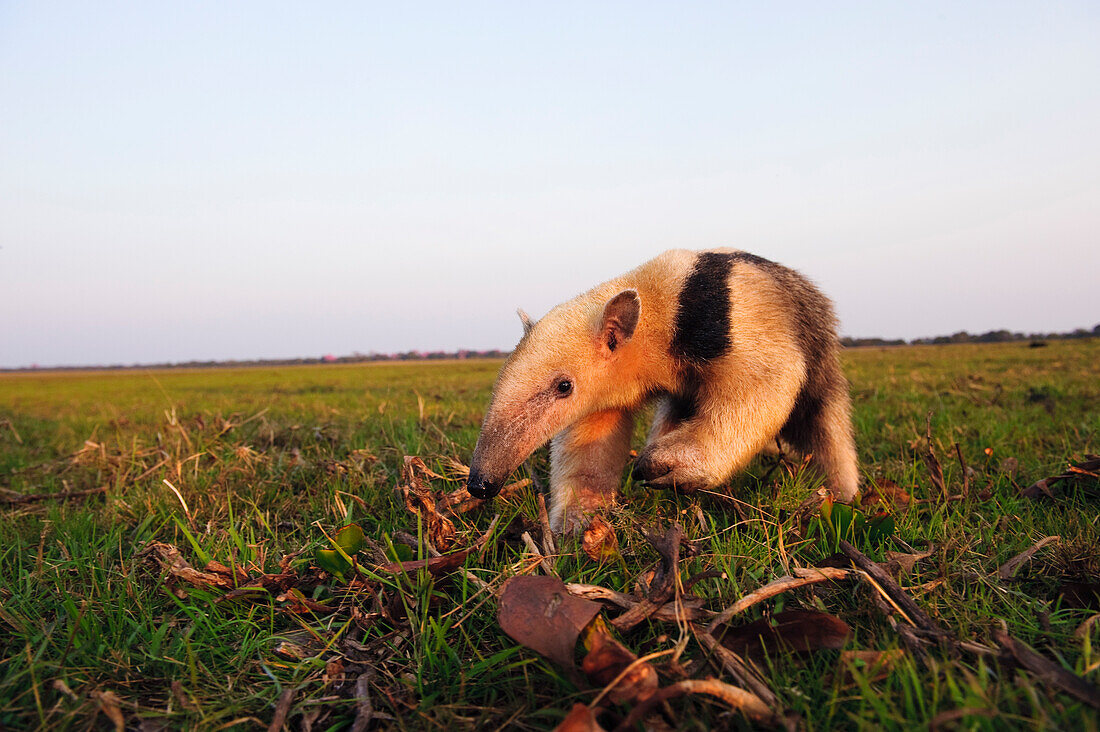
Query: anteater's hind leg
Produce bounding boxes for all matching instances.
[779,386,859,502]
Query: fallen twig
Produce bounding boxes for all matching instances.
[566,583,712,622]
[953,442,970,499]
[266,687,295,732]
[521,531,556,576]
[994,628,1100,709]
[693,626,778,708]
[1,418,23,444]
[441,478,532,515]
[349,672,375,732]
[997,536,1060,580]
[705,567,850,634]
[537,493,556,556]
[1,485,107,505]
[377,515,500,576]
[611,524,682,632]
[612,678,777,730]
[922,413,947,502]
[838,540,951,642]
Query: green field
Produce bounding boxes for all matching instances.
[1,341,1098,730]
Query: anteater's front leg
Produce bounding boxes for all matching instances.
[635,370,802,492]
[549,409,635,533]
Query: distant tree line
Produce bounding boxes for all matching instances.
[7,328,1098,372]
[842,324,1100,348]
[2,349,513,373]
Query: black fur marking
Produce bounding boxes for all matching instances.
[672,252,735,362]
[779,386,823,452]
[671,250,845,447]
[668,391,697,423]
[744,253,845,453]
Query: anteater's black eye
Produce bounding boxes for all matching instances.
[556,379,573,396]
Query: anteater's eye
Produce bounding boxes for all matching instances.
[555,379,573,396]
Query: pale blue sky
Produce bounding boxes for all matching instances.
[1,2,1097,367]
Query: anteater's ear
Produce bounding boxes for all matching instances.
[517,308,534,336]
[597,290,640,355]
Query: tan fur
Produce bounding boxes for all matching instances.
[469,248,859,532]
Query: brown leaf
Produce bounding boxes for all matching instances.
[376,548,472,576]
[836,649,905,686]
[580,618,658,704]
[715,609,850,660]
[140,542,235,590]
[498,575,602,669]
[398,456,457,551]
[582,516,619,562]
[323,658,345,686]
[882,548,934,578]
[273,641,313,661]
[1022,456,1100,499]
[275,589,336,615]
[860,479,911,511]
[553,703,608,732]
[93,690,125,732]
[997,536,1060,580]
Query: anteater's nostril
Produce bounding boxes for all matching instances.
[467,470,501,499]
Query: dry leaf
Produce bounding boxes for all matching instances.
[272,641,314,661]
[141,542,235,590]
[376,548,472,576]
[860,478,911,510]
[498,575,602,669]
[398,456,457,551]
[582,516,618,562]
[553,703,607,732]
[882,548,934,578]
[715,609,850,660]
[580,618,658,704]
[1021,456,1100,499]
[93,690,125,732]
[837,648,905,686]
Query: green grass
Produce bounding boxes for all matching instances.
[1,342,1098,730]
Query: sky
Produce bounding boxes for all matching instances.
[1,2,1098,368]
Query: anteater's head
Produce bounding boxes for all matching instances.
[467,289,641,499]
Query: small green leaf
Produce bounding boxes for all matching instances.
[865,513,896,544]
[334,524,366,554]
[315,548,350,580]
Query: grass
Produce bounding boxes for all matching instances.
[1,341,1098,730]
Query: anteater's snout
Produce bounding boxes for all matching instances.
[466,469,501,499]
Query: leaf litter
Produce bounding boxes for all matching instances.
[136,448,1100,729]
